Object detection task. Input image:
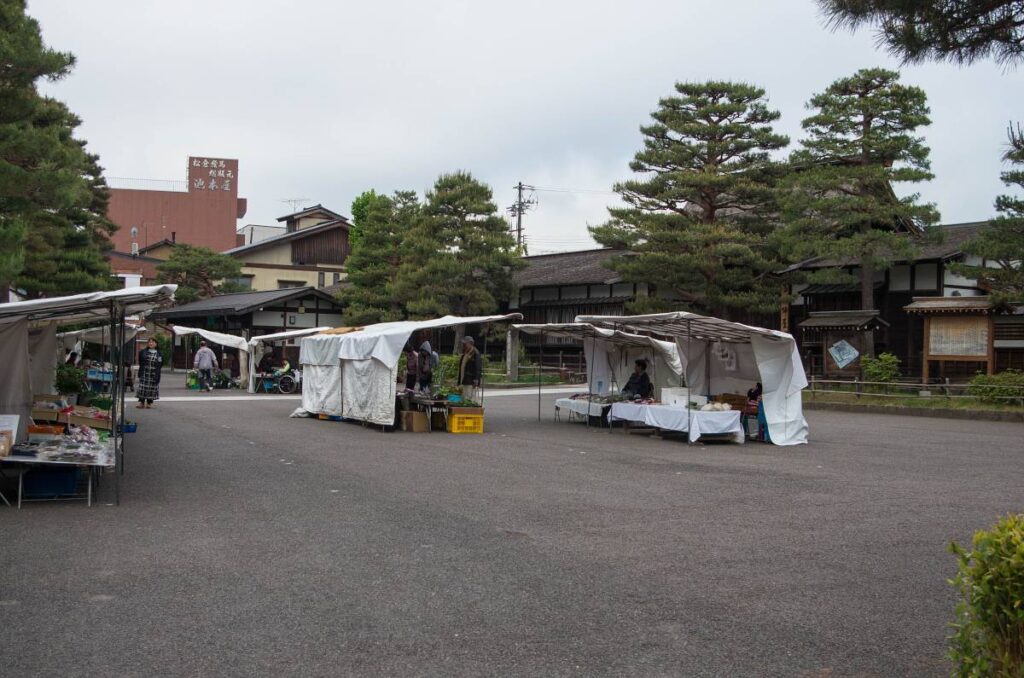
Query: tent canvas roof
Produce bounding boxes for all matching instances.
[576,311,793,345]
[0,285,177,326]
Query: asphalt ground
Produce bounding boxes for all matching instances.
[1,386,1022,677]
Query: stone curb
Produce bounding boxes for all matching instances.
[803,400,1024,423]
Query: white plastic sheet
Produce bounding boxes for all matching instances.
[301,364,343,417]
[172,326,249,352]
[607,403,744,444]
[341,359,397,425]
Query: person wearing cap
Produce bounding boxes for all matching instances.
[458,336,482,402]
[193,340,219,392]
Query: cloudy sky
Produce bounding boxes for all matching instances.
[30,0,1024,253]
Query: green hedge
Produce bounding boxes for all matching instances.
[948,514,1024,676]
[968,369,1024,404]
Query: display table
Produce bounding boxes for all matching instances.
[608,403,744,444]
[554,397,611,423]
[0,442,115,508]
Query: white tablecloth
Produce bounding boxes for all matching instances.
[608,403,744,444]
[555,398,609,418]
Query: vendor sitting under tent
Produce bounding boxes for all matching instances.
[621,359,653,399]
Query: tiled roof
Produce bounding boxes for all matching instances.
[783,222,985,272]
[152,287,342,319]
[798,310,889,330]
[514,249,624,288]
[276,203,345,222]
[903,296,1004,314]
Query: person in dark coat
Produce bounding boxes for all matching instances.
[458,336,482,402]
[622,359,653,399]
[136,338,163,408]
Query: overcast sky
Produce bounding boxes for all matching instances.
[30,0,1024,253]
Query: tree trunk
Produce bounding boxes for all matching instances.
[860,261,876,359]
[452,324,465,354]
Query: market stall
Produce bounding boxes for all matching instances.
[296,314,521,429]
[247,327,331,393]
[510,323,684,425]
[576,311,809,446]
[171,325,250,389]
[58,324,142,393]
[0,285,177,507]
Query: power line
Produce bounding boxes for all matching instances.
[530,185,618,196]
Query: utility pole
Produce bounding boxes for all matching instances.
[507,182,535,248]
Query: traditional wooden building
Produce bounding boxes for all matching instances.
[224,205,351,291]
[787,222,991,377]
[151,287,344,367]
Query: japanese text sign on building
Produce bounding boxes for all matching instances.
[187,157,238,194]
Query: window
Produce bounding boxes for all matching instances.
[318,272,325,287]
[278,280,304,289]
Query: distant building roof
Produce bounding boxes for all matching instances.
[276,203,345,223]
[224,218,349,257]
[138,239,177,255]
[514,249,624,288]
[800,281,884,295]
[798,310,890,331]
[782,222,986,273]
[903,296,1009,314]
[152,287,342,320]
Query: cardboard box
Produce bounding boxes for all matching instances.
[31,408,60,422]
[67,407,113,431]
[402,411,429,433]
[0,431,12,458]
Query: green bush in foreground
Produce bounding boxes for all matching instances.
[968,370,1024,404]
[948,514,1024,677]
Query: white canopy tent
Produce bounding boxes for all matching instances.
[172,325,250,388]
[0,285,176,486]
[58,324,141,350]
[247,327,331,393]
[298,314,522,426]
[576,312,809,446]
[511,323,684,421]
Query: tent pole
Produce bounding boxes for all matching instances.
[586,335,596,428]
[687,319,692,441]
[537,331,543,421]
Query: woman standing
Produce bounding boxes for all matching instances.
[137,337,163,408]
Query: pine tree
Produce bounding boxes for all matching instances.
[16,102,116,296]
[0,1,113,297]
[394,172,523,340]
[347,189,379,250]
[0,1,74,294]
[589,81,790,316]
[777,68,940,324]
[951,125,1024,300]
[819,0,1024,66]
[156,245,243,304]
[340,190,419,324]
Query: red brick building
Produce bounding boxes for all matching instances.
[106,155,247,254]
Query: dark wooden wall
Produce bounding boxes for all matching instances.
[292,228,349,266]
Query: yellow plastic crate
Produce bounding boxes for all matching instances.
[448,413,484,434]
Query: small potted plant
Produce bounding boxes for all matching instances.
[54,363,87,405]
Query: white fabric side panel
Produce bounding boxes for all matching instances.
[300,364,343,416]
[172,326,248,352]
[340,359,396,426]
[555,398,608,417]
[238,350,249,389]
[29,321,59,395]
[677,339,758,397]
[0,318,32,441]
[300,334,343,366]
[751,334,809,446]
[583,340,615,394]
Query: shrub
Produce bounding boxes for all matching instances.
[861,352,901,383]
[968,369,1024,405]
[153,333,172,365]
[54,363,86,395]
[948,514,1024,677]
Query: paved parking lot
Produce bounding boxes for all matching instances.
[2,389,1021,676]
